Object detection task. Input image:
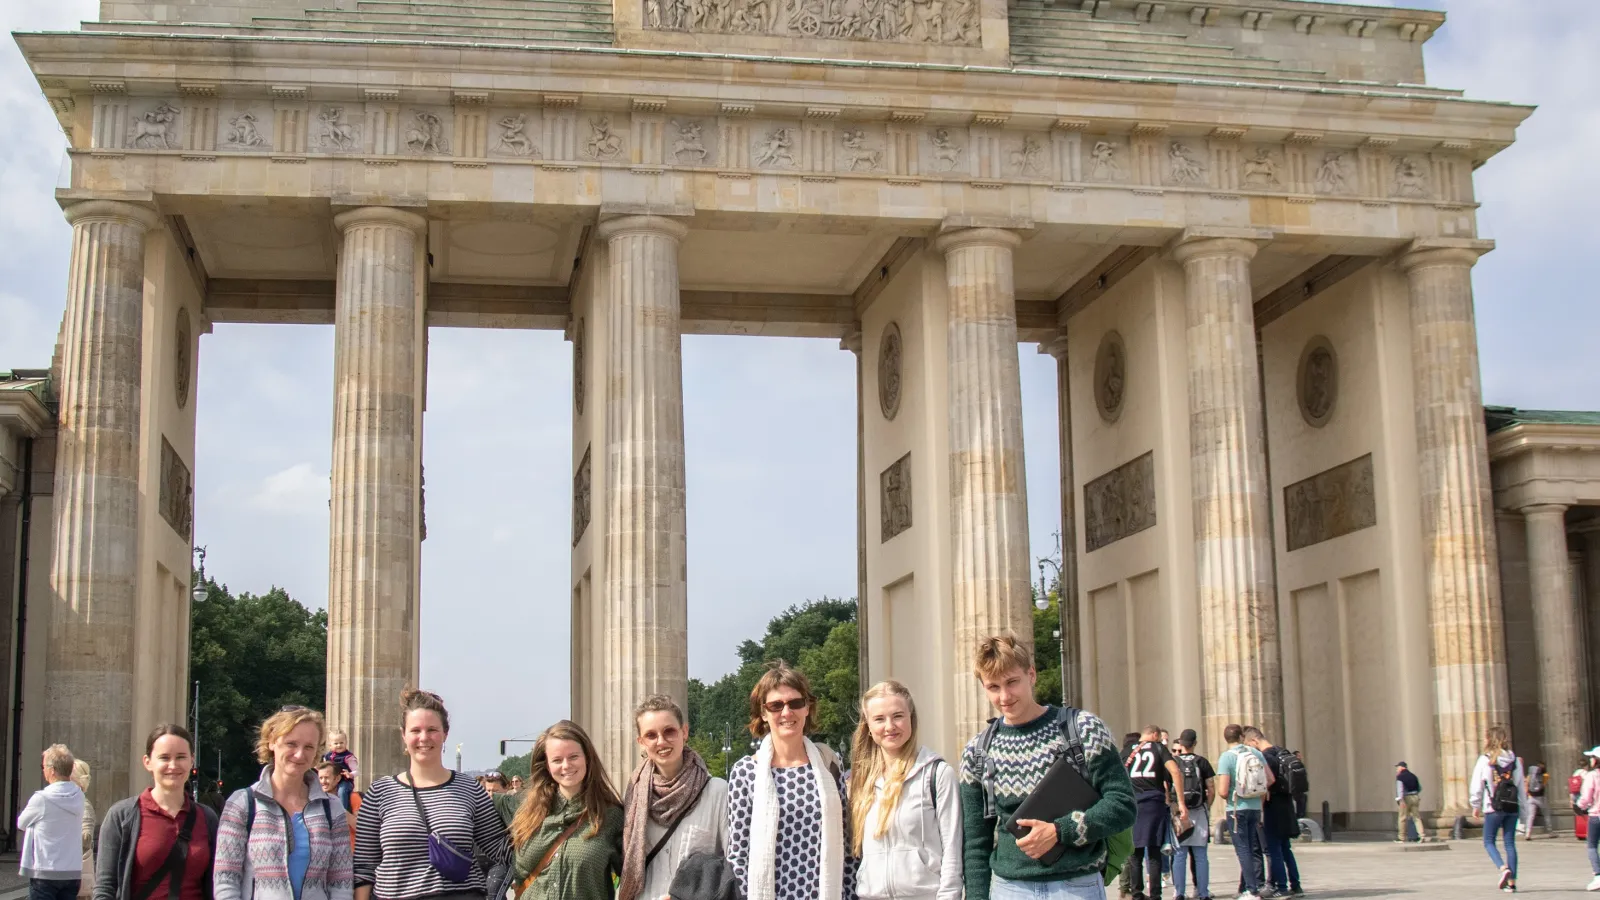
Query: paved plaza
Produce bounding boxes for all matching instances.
[1181,834,1598,899]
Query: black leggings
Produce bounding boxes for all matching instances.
[1128,845,1164,899]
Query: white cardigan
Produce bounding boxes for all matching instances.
[639,778,730,900]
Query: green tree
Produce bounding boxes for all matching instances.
[1032,580,1064,706]
[497,750,532,779]
[189,580,327,795]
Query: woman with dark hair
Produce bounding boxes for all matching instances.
[352,691,508,900]
[508,720,622,900]
[94,725,221,900]
[213,706,352,900]
[725,662,855,900]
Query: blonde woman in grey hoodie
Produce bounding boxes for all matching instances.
[847,682,960,900]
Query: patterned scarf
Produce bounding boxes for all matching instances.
[617,748,711,900]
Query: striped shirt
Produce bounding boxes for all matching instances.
[352,773,509,900]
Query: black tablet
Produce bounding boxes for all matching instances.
[1003,753,1102,863]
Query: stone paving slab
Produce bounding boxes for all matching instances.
[1170,834,1599,899]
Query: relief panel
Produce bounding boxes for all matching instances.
[159,437,193,541]
[880,452,912,542]
[1284,453,1377,552]
[643,0,980,46]
[1084,451,1155,552]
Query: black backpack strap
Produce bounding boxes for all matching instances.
[134,803,199,900]
[977,717,1004,821]
[1055,707,1088,779]
[245,792,256,831]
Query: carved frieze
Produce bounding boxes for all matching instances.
[128,101,181,150]
[583,116,625,161]
[1093,330,1126,423]
[1314,150,1353,194]
[314,105,362,153]
[670,119,713,166]
[573,318,586,416]
[1166,140,1206,185]
[489,110,540,158]
[221,104,270,151]
[841,128,884,172]
[1241,145,1283,190]
[1087,137,1126,182]
[644,0,980,45]
[573,445,592,546]
[159,437,193,541]
[753,126,798,169]
[1284,453,1376,551]
[403,108,451,155]
[1084,451,1155,552]
[174,307,193,409]
[926,127,966,174]
[1391,155,1430,198]
[880,452,912,542]
[878,321,902,420]
[1297,336,1337,428]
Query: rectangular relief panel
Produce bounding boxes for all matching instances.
[1284,453,1377,552]
[1084,451,1155,552]
[158,437,193,540]
[573,445,592,546]
[880,451,912,542]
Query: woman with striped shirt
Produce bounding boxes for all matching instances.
[353,691,509,900]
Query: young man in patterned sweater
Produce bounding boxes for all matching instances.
[960,634,1137,900]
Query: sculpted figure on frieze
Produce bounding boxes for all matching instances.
[646,0,977,44]
[1090,140,1122,180]
[495,114,538,157]
[1315,150,1351,193]
[585,117,623,160]
[1168,141,1205,184]
[841,129,882,171]
[129,103,180,150]
[405,110,448,155]
[1242,147,1280,187]
[1010,135,1043,176]
[672,120,709,163]
[223,111,265,149]
[754,128,796,168]
[930,127,964,172]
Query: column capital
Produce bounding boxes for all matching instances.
[1041,332,1069,361]
[62,199,161,231]
[840,327,863,355]
[1521,502,1570,519]
[933,227,1022,255]
[596,214,689,243]
[1397,238,1495,272]
[1167,227,1271,265]
[333,206,427,235]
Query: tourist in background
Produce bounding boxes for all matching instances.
[726,662,856,900]
[324,733,358,813]
[353,691,508,900]
[619,695,727,900]
[95,725,220,900]
[1576,746,1598,892]
[316,764,358,849]
[1520,762,1551,838]
[214,706,352,900]
[71,760,95,900]
[1242,728,1300,898]
[1394,762,1423,844]
[1468,725,1526,893]
[509,720,621,900]
[1215,724,1271,900]
[848,680,960,900]
[19,744,87,900]
[1170,732,1212,900]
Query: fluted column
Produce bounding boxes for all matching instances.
[596,215,689,776]
[1171,235,1282,746]
[1522,504,1585,779]
[1046,335,1081,708]
[1398,239,1507,813]
[45,199,161,816]
[934,227,1031,742]
[843,329,869,684]
[327,206,426,787]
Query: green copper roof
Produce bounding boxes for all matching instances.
[1485,405,1600,433]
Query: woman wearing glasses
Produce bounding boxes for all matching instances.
[214,706,352,900]
[726,662,856,900]
[353,691,509,900]
[94,725,220,900]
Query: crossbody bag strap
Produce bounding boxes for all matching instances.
[401,773,434,833]
[531,819,585,880]
[134,803,199,900]
[643,784,707,869]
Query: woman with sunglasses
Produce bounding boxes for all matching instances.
[618,695,727,900]
[726,662,856,900]
[508,720,621,900]
[94,725,220,900]
[353,691,508,900]
[214,706,352,900]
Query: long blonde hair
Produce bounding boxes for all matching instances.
[1483,725,1511,758]
[848,681,919,855]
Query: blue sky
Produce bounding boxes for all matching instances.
[2,1,1594,770]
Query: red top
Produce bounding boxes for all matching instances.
[132,790,211,900]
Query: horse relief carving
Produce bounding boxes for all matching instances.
[841,129,882,171]
[930,127,964,172]
[646,0,980,45]
[316,106,360,152]
[754,128,796,168]
[494,114,539,157]
[584,117,623,160]
[672,120,709,164]
[405,110,449,155]
[129,103,180,150]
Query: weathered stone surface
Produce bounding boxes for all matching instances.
[1284,454,1375,552]
[1084,451,1154,552]
[1521,504,1585,781]
[158,436,193,540]
[880,451,912,542]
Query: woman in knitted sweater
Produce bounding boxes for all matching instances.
[509,721,622,900]
[213,707,353,900]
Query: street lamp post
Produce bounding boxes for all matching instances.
[1037,551,1066,705]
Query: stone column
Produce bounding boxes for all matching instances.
[933,227,1031,743]
[326,206,426,787]
[1398,239,1507,812]
[44,200,161,815]
[596,215,689,775]
[1522,504,1585,777]
[1046,335,1081,707]
[1171,234,1282,746]
[843,329,869,683]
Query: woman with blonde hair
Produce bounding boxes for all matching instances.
[72,760,95,900]
[725,661,856,900]
[848,681,959,900]
[508,720,622,900]
[213,706,353,900]
[1468,725,1527,893]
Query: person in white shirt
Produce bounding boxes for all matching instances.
[1467,726,1527,894]
[617,694,729,900]
[18,744,87,900]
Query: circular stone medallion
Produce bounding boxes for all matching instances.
[1297,336,1338,428]
[174,307,192,409]
[878,322,902,421]
[573,317,586,416]
[1093,330,1127,423]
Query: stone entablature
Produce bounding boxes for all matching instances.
[1488,423,1600,511]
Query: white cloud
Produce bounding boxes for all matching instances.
[248,463,331,515]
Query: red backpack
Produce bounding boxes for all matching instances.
[1571,773,1585,797]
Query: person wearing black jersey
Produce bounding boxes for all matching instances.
[1124,726,1188,900]
[1170,731,1213,900]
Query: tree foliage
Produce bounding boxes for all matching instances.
[189,580,327,795]
[1032,579,1064,706]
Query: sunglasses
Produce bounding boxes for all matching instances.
[763,698,809,714]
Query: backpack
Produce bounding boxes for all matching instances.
[1176,754,1204,808]
[1490,759,1521,814]
[974,706,1087,822]
[1571,772,1585,798]
[1277,750,1309,796]
[1234,749,1269,801]
[1525,764,1544,797]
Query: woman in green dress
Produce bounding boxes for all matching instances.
[509,721,623,900]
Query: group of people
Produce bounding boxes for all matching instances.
[1464,726,1600,893]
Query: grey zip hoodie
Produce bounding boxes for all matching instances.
[19,781,87,879]
[853,747,962,900]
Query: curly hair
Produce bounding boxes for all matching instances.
[255,706,326,764]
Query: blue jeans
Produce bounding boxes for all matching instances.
[992,872,1107,900]
[1230,810,1265,894]
[1482,811,1518,877]
[1173,844,1208,898]
[1586,816,1598,875]
[29,880,80,900]
[1264,832,1300,891]
[336,778,354,810]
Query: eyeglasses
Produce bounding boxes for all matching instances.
[763,698,809,714]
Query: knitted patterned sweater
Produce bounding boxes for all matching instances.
[213,767,353,900]
[958,706,1135,899]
